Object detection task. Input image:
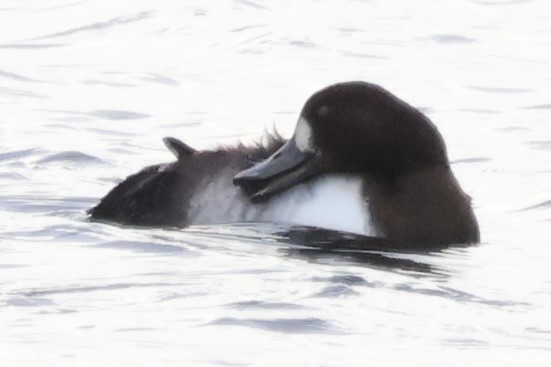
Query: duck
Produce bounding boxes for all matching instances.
[89,81,480,246]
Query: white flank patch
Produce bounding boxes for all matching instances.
[260,175,374,236]
[187,170,373,236]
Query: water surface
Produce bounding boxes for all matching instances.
[1,0,550,365]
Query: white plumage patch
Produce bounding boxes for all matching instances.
[260,175,372,235]
[187,171,373,236]
[294,117,314,152]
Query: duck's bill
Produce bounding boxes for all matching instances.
[233,138,324,202]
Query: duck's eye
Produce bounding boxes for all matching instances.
[317,105,329,118]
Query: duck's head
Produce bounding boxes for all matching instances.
[233,81,449,201]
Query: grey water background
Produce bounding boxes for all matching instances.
[1,0,551,365]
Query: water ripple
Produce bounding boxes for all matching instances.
[88,110,150,120]
[426,34,475,44]
[0,43,65,49]
[140,73,179,86]
[34,11,153,40]
[0,86,47,98]
[312,274,373,286]
[311,285,360,298]
[467,86,534,93]
[0,69,42,82]
[36,151,107,165]
[522,104,551,110]
[95,240,193,254]
[0,148,41,162]
[521,199,551,211]
[343,51,388,60]
[234,0,268,10]
[5,298,55,307]
[451,157,492,164]
[206,317,342,334]
[18,282,180,297]
[226,300,307,310]
[83,80,137,87]
[529,141,551,151]
[394,284,528,307]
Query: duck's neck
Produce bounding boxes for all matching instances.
[365,166,479,246]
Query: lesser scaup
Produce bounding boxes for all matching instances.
[90,81,480,246]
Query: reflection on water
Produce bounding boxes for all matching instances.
[1,0,551,364]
